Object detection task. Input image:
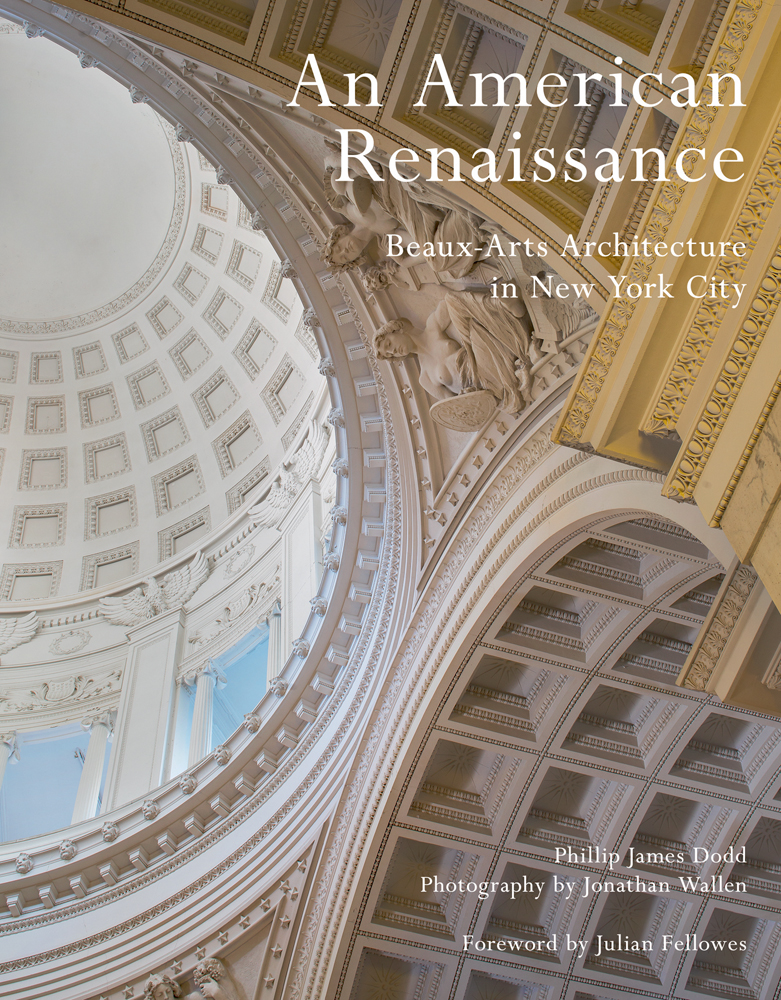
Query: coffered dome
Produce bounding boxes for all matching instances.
[0,21,322,599]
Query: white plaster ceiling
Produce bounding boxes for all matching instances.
[0,22,323,600]
[0,29,177,326]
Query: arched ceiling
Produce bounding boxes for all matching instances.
[0,20,323,600]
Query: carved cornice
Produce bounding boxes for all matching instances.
[678,564,759,690]
[644,120,781,438]
[663,247,781,505]
[555,0,763,448]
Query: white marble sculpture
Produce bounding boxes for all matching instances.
[144,974,183,1000]
[193,958,235,999]
[143,959,234,1000]
[320,141,594,430]
[373,289,534,424]
[322,149,490,280]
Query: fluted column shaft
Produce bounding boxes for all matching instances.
[266,601,283,681]
[187,661,225,767]
[71,714,113,823]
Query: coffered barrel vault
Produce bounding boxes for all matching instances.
[1,3,781,1000]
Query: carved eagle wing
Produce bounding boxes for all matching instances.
[292,420,329,482]
[99,588,157,627]
[249,475,296,529]
[160,550,209,609]
[0,611,40,657]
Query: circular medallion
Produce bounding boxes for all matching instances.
[429,390,497,431]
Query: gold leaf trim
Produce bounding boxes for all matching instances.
[663,247,781,501]
[645,121,781,437]
[680,564,758,690]
[556,0,763,448]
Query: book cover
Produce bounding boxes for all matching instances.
[1,1,780,999]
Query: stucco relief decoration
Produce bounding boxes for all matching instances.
[142,799,160,821]
[188,580,274,648]
[243,712,260,732]
[302,307,320,330]
[327,406,344,428]
[213,744,231,764]
[330,504,348,526]
[15,852,33,873]
[58,839,77,860]
[178,772,197,794]
[102,820,119,842]
[142,961,233,1000]
[557,0,763,448]
[99,551,209,627]
[644,123,781,439]
[143,974,181,1000]
[0,670,121,714]
[249,422,329,530]
[683,565,758,690]
[222,543,255,578]
[321,141,594,429]
[0,611,40,663]
[48,628,92,655]
[269,677,288,698]
[194,960,236,999]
